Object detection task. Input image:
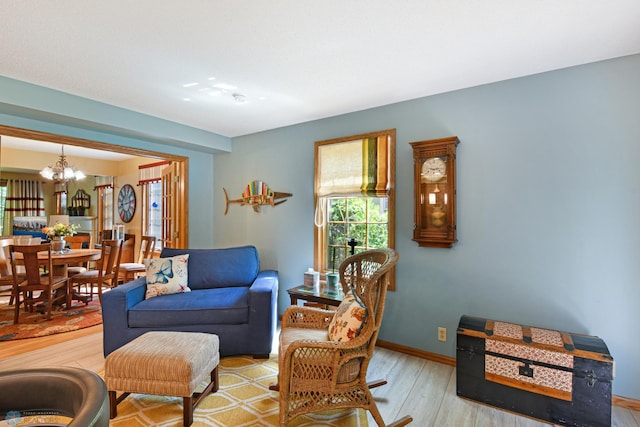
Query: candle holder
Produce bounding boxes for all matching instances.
[326,246,340,292]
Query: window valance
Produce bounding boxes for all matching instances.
[138,161,170,185]
[93,176,114,190]
[316,135,390,198]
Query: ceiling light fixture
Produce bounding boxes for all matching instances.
[233,93,248,104]
[40,145,86,183]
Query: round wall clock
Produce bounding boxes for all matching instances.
[117,184,136,223]
[421,157,447,182]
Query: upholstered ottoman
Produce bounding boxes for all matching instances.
[105,331,219,426]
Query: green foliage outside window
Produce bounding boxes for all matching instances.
[326,197,388,271]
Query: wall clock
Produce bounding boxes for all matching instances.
[410,136,459,248]
[117,184,136,223]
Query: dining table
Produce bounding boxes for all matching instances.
[45,248,102,277]
[13,248,102,276]
[14,248,102,307]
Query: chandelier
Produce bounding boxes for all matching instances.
[39,145,86,183]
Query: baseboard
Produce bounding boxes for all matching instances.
[376,339,456,366]
[375,339,640,411]
[612,395,640,411]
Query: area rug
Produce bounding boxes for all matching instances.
[108,355,368,427]
[0,300,102,341]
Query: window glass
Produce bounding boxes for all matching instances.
[102,187,113,232]
[0,184,6,235]
[147,181,162,249]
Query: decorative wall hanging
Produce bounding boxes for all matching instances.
[117,184,136,223]
[223,180,292,214]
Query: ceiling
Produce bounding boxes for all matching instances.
[1,1,639,138]
[0,136,135,161]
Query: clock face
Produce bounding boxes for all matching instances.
[117,184,136,223]
[421,157,446,182]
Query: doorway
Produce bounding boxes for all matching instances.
[0,124,189,247]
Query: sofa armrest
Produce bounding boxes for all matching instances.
[247,269,278,356]
[102,277,146,356]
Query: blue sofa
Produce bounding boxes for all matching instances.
[102,245,278,358]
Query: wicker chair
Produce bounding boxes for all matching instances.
[277,248,412,427]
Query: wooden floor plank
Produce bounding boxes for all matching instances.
[473,403,518,427]
[431,368,478,426]
[513,415,550,427]
[612,406,640,427]
[1,323,638,426]
[367,348,428,425]
[394,359,452,426]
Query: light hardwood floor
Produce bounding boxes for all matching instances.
[1,325,639,427]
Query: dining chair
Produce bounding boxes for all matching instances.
[13,236,43,245]
[68,239,123,305]
[0,238,16,304]
[117,235,156,284]
[8,243,68,324]
[64,234,92,276]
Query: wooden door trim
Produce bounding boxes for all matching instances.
[0,124,185,161]
[0,124,189,247]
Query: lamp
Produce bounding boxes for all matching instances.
[40,145,86,183]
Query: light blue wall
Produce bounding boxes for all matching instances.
[0,78,227,249]
[0,76,231,153]
[2,55,638,400]
[215,54,640,399]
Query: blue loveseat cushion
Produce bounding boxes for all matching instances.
[160,246,259,290]
[128,287,250,328]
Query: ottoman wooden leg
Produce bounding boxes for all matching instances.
[109,391,117,419]
[211,365,219,392]
[185,366,219,426]
[183,395,194,426]
[109,391,131,419]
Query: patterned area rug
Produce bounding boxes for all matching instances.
[0,300,102,341]
[108,355,369,427]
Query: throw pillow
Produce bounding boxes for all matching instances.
[328,290,368,342]
[144,254,190,299]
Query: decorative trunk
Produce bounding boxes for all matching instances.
[457,315,613,427]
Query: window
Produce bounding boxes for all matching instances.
[139,160,170,251]
[94,176,114,239]
[146,180,162,246]
[0,181,7,235]
[314,129,396,289]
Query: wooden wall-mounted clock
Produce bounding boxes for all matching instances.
[117,184,136,223]
[410,136,459,248]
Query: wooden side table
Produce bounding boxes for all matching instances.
[287,284,344,308]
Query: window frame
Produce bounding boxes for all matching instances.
[314,129,396,290]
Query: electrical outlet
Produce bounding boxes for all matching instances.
[438,327,447,342]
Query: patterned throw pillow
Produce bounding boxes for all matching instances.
[328,290,368,342]
[144,254,190,299]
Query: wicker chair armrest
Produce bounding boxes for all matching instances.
[281,305,334,330]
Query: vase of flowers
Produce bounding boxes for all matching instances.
[43,222,78,252]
